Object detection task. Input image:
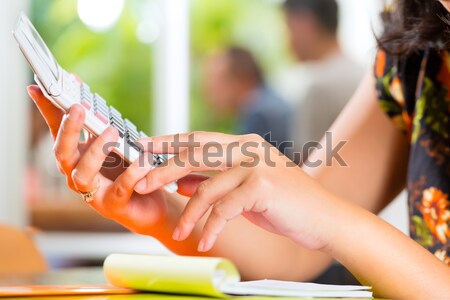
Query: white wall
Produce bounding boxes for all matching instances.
[153,0,190,135]
[0,1,29,227]
[337,0,384,68]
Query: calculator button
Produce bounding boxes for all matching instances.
[110,118,125,138]
[95,111,109,125]
[156,154,169,164]
[96,105,109,117]
[110,114,124,128]
[80,83,93,109]
[81,100,92,110]
[94,94,107,106]
[127,140,142,152]
[109,106,122,119]
[124,119,137,130]
[72,73,83,84]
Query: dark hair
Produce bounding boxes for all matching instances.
[378,0,450,55]
[223,47,264,85]
[283,0,339,35]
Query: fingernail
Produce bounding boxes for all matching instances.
[72,169,88,185]
[198,239,206,252]
[172,227,180,241]
[135,178,147,193]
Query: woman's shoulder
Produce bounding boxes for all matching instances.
[373,48,449,133]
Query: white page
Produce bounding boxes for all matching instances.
[220,280,373,298]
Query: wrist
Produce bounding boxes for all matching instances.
[320,197,375,258]
[281,175,345,252]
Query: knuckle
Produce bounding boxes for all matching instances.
[250,171,271,190]
[53,145,66,164]
[195,180,209,198]
[112,181,128,198]
[244,133,263,142]
[210,205,225,220]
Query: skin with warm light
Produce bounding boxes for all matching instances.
[27,4,450,300]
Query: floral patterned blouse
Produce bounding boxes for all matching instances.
[375,49,450,266]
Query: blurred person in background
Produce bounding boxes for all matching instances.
[203,47,292,155]
[280,0,363,162]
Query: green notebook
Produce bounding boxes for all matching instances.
[104,254,372,298]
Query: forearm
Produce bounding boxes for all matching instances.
[148,192,333,281]
[325,196,450,299]
[302,72,409,213]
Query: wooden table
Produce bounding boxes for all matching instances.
[0,268,378,300]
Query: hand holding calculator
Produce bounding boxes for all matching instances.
[13,13,177,193]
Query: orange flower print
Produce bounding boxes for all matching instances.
[388,77,412,133]
[434,249,450,266]
[375,50,386,79]
[419,187,450,244]
[389,76,405,106]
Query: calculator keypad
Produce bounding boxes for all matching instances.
[74,78,167,167]
[93,94,110,125]
[80,83,92,110]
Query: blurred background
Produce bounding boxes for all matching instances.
[0,0,407,271]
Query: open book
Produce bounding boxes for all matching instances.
[104,254,372,298]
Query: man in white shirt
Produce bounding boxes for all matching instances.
[279,0,363,163]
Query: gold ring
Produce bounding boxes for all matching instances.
[78,178,100,203]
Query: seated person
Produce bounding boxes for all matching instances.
[203,47,292,155]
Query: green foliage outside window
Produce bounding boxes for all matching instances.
[31,0,153,133]
[31,0,289,135]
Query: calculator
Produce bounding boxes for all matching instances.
[13,12,177,193]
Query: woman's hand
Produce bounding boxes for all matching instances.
[135,132,337,252]
[27,85,336,278]
[27,85,174,233]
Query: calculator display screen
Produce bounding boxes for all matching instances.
[13,13,61,93]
